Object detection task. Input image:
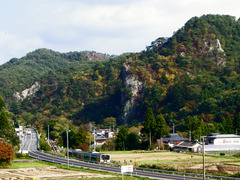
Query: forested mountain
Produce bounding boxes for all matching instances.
[0,48,111,99]
[1,14,240,139]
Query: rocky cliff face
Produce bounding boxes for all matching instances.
[202,38,225,66]
[121,63,143,124]
[13,82,40,101]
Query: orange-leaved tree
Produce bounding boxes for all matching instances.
[0,140,13,166]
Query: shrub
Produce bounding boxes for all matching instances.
[39,139,51,151]
[0,140,13,167]
[232,172,240,178]
[233,153,240,158]
[15,153,29,159]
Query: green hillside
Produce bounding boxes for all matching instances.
[0,48,110,99]
[1,14,240,142]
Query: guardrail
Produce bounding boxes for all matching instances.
[30,152,240,180]
[45,151,66,158]
[134,166,240,180]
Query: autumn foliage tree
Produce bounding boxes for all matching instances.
[0,140,13,166]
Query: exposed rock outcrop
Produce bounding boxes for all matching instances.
[121,64,143,124]
[13,82,40,101]
[202,38,225,66]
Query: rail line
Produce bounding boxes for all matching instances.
[26,128,203,180]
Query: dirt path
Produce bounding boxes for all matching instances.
[0,166,115,179]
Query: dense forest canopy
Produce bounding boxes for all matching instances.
[1,14,240,144]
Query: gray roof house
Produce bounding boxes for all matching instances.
[173,141,200,153]
[163,133,190,147]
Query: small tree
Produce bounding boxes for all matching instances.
[225,113,234,134]
[234,113,240,134]
[103,117,116,128]
[142,108,156,146]
[115,126,128,150]
[0,140,13,167]
[74,125,88,150]
[155,114,169,139]
[126,132,140,150]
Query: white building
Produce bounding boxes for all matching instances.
[204,133,240,152]
[15,126,24,139]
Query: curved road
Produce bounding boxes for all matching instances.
[23,128,202,180]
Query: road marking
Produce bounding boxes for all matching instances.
[28,129,32,151]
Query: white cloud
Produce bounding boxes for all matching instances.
[0,0,240,65]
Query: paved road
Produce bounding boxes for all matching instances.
[22,128,38,152]
[26,129,202,180]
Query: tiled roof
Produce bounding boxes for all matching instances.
[207,134,240,139]
[175,141,198,148]
[163,133,189,143]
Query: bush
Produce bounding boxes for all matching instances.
[15,153,29,159]
[233,153,240,158]
[220,153,225,156]
[0,140,13,167]
[39,139,51,151]
[232,172,240,178]
[139,164,177,171]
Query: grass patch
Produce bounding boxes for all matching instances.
[9,160,55,169]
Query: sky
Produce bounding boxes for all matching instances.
[0,0,240,65]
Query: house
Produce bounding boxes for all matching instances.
[95,135,108,146]
[162,133,190,147]
[91,129,115,148]
[203,133,240,152]
[15,126,24,138]
[96,129,114,138]
[173,141,200,153]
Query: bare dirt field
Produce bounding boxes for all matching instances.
[109,151,240,175]
[0,166,115,179]
[110,152,203,164]
[185,163,240,175]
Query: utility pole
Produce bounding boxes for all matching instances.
[173,123,175,133]
[48,125,49,144]
[93,128,96,152]
[189,131,191,141]
[202,136,205,180]
[67,129,69,168]
[149,132,151,149]
[89,123,92,152]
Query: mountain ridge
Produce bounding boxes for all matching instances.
[0,48,112,99]
[1,14,240,136]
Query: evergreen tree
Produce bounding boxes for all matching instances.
[225,113,234,134]
[0,95,11,138]
[143,108,156,135]
[155,114,169,139]
[115,126,128,150]
[221,117,227,134]
[0,95,19,146]
[234,113,240,135]
[142,108,156,147]
[126,132,140,150]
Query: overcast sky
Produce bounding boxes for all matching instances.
[0,0,240,65]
